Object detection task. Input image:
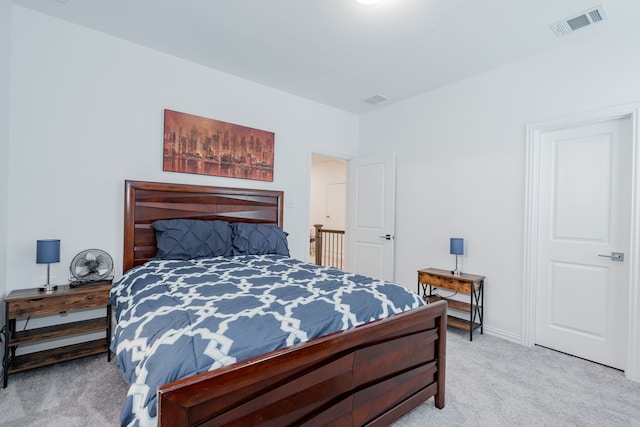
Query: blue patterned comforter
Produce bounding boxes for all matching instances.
[110,254,424,427]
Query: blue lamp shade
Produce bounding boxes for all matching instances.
[450,238,464,256]
[36,239,61,264]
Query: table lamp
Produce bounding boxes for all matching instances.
[37,239,60,293]
[450,238,463,276]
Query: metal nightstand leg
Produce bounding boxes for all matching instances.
[470,281,484,341]
[2,302,12,388]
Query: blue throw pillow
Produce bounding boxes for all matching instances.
[153,219,233,260]
[232,223,290,256]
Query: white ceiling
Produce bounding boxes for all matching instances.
[12,0,640,113]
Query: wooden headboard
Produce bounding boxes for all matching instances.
[123,180,284,272]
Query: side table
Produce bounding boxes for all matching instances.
[418,268,485,341]
[2,282,112,388]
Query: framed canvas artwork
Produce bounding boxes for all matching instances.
[163,109,275,182]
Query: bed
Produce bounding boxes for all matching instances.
[113,179,447,427]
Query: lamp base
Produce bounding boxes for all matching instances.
[452,254,462,276]
[39,284,58,293]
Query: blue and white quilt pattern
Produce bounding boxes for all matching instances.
[110,254,424,427]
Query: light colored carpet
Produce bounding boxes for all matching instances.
[393,329,640,426]
[1,328,639,426]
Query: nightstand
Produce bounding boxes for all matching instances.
[418,268,485,341]
[2,281,112,388]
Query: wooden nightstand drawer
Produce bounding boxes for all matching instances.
[419,271,475,293]
[7,290,109,318]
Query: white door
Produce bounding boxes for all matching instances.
[535,117,631,369]
[347,155,395,281]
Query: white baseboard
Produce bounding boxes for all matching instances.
[482,325,523,345]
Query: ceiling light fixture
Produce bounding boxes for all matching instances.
[355,0,381,5]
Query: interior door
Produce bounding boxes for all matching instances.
[346,155,395,281]
[535,117,631,369]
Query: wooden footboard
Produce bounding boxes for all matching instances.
[158,300,447,426]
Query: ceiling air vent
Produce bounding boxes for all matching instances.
[550,5,608,37]
[364,94,388,105]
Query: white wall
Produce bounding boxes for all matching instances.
[0,0,11,366]
[358,24,640,341]
[8,6,358,293]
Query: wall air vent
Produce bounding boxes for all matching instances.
[364,94,388,105]
[550,5,608,37]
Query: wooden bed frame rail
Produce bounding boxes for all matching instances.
[158,301,447,427]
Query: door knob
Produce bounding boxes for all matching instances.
[598,252,624,262]
[378,234,392,240]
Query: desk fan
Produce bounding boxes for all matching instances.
[69,249,114,286]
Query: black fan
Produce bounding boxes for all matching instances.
[69,249,114,285]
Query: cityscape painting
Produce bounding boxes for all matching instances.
[163,109,275,181]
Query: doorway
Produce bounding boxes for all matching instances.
[523,104,640,381]
[308,152,397,280]
[309,153,347,269]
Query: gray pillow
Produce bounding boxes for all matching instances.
[152,219,233,260]
[232,223,290,256]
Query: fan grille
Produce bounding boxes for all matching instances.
[70,249,114,285]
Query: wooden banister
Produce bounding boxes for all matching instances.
[313,224,345,270]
